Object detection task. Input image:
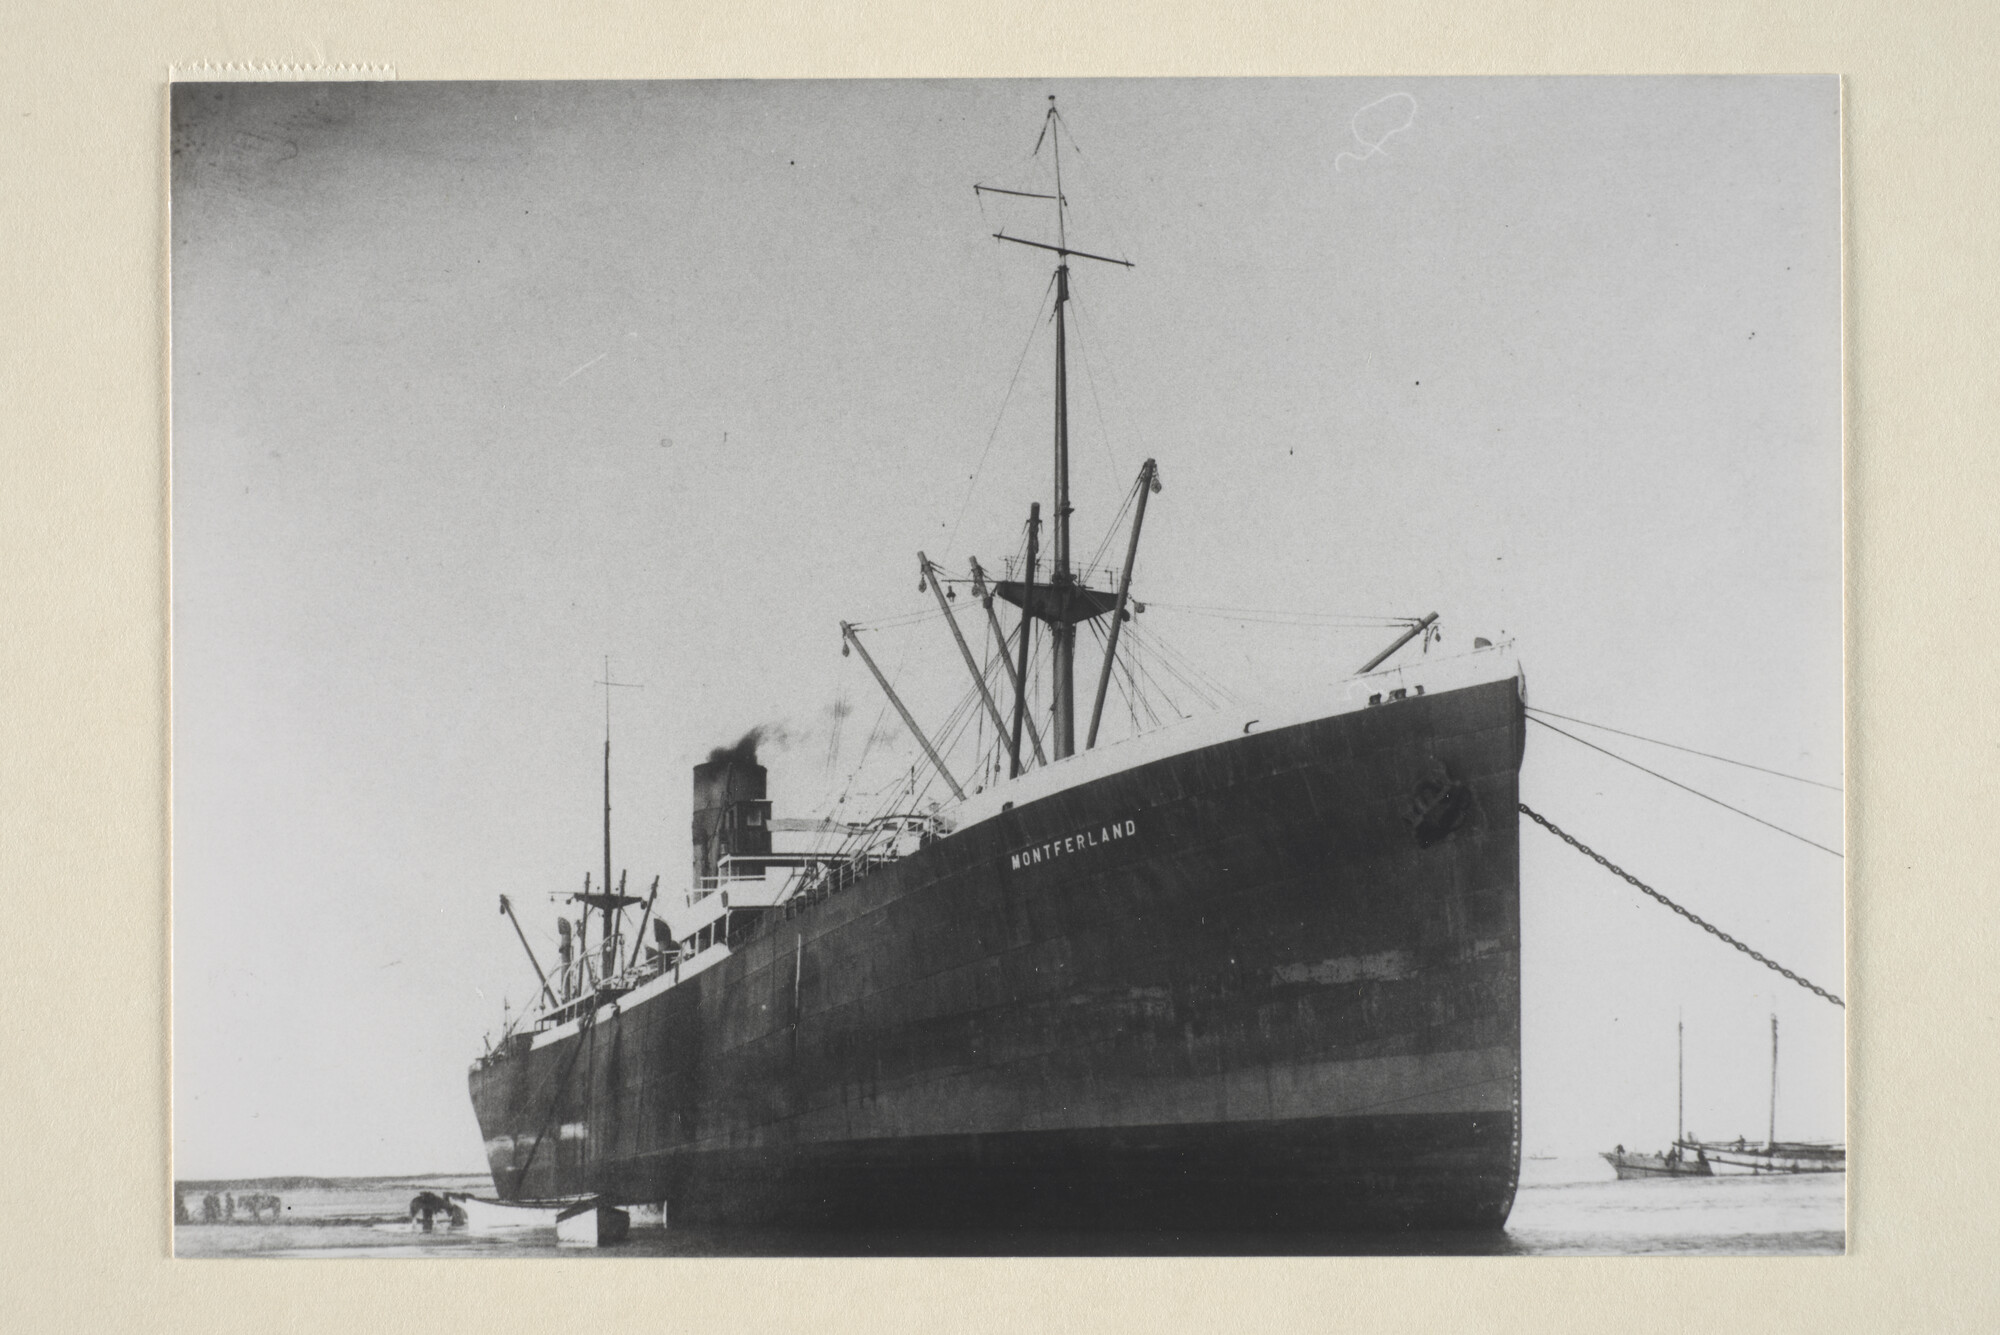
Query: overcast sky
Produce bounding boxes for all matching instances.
[171,77,1840,1178]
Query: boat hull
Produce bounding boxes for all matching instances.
[1687,1142,1845,1175]
[470,673,1525,1232]
[1601,1151,1713,1180]
[557,1202,631,1246]
[449,1194,563,1233]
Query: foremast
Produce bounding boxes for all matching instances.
[844,99,1148,796]
[1051,144,1074,757]
[985,96,1132,761]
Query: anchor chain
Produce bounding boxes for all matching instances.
[1520,802,1844,1009]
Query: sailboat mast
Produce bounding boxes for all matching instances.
[1677,1014,1685,1145]
[1769,1012,1779,1148]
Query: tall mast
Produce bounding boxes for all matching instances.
[594,659,642,976]
[981,97,1132,765]
[1768,1013,1779,1148]
[1677,1012,1685,1145]
[601,660,613,972]
[602,712,612,970]
[1050,100,1076,758]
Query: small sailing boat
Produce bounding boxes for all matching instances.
[1680,1015,1845,1175]
[1602,1015,1713,1179]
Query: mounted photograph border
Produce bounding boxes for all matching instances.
[4,0,1996,1329]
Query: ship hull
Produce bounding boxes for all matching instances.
[588,1108,1514,1231]
[470,673,1525,1233]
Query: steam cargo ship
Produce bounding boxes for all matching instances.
[467,101,1527,1233]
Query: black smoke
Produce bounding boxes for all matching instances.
[706,724,792,767]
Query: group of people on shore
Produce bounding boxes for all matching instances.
[174,1190,281,1224]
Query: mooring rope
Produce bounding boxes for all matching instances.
[1528,716,1843,860]
[1525,706,1841,792]
[1519,802,1844,1009]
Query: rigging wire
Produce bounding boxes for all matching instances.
[1065,291,1149,489]
[1064,286,1127,483]
[803,671,978,873]
[944,271,1059,560]
[971,621,1020,784]
[940,631,1024,799]
[1143,600,1413,628]
[984,602,1044,774]
[1114,639,1141,734]
[1032,634,1058,746]
[1120,614,1160,733]
[846,606,948,634]
[1082,468,1141,584]
[1124,632,1191,722]
[1124,619,1237,707]
[836,632,906,831]
[844,594,1021,817]
[972,121,1064,244]
[1528,715,1843,860]
[1125,639,1165,729]
[1082,616,1158,740]
[1088,615,1120,731]
[1045,106,1140,280]
[1129,656,1151,731]
[1117,623,1183,715]
[1525,706,1841,793]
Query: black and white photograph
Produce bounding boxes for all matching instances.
[169,77,1842,1256]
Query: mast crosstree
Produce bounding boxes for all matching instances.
[980,96,1134,761]
[841,100,1146,796]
